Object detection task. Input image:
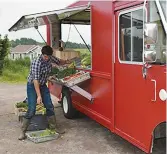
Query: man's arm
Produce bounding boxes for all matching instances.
[50,56,61,65]
[32,61,42,104]
[59,59,68,65]
[51,56,71,66]
[33,80,42,104]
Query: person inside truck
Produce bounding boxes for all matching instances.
[18,45,71,140]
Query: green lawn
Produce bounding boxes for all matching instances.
[74,48,90,55]
[0,58,30,83]
[0,49,91,83]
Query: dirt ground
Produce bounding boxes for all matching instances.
[0,83,166,154]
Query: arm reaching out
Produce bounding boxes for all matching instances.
[51,55,72,66]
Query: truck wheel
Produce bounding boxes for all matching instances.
[62,89,78,119]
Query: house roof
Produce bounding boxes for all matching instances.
[10,45,41,54]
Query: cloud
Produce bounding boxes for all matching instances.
[0,0,91,44]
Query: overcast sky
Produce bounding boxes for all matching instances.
[0,0,91,44]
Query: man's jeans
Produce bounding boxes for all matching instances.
[25,82,55,119]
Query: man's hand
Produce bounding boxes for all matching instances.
[37,96,42,105]
[66,59,72,64]
[48,76,54,81]
[52,63,59,68]
[59,59,72,65]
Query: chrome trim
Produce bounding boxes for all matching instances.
[143,4,148,63]
[151,79,157,102]
[24,5,90,19]
[70,85,94,103]
[114,14,115,63]
[90,3,92,70]
[118,6,144,65]
[131,12,133,61]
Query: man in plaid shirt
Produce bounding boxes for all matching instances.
[19,45,70,140]
[28,54,60,85]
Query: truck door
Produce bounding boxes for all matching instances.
[114,6,154,151]
[114,3,166,152]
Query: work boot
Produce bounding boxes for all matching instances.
[18,118,30,140]
[47,115,65,134]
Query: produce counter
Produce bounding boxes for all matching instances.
[48,66,93,102]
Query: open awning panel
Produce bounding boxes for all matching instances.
[9,4,90,32]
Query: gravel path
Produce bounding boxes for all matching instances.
[0,83,165,154]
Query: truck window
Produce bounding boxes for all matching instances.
[119,9,143,63]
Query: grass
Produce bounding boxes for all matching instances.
[0,69,29,83]
[74,49,91,66]
[0,58,30,83]
[74,48,90,58]
[0,49,91,84]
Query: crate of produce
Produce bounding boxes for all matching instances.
[49,71,90,87]
[26,129,59,143]
[61,71,90,87]
[14,102,46,116]
[50,66,77,79]
[14,102,48,131]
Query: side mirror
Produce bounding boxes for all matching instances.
[144,23,158,63]
[144,23,158,44]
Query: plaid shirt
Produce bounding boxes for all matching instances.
[28,55,60,85]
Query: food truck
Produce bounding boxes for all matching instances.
[9,0,166,153]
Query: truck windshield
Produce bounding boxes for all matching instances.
[149,1,166,64]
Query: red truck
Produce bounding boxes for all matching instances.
[9,0,166,153]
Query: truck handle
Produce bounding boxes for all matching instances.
[151,79,156,102]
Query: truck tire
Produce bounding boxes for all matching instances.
[62,88,78,119]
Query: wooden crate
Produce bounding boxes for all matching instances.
[14,103,46,116]
[53,48,80,60]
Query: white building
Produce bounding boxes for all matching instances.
[9,45,42,61]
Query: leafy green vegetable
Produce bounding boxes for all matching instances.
[81,56,91,66]
[39,129,56,137]
[57,68,76,79]
[51,67,76,79]
[50,68,59,76]
[16,102,28,109]
[30,129,56,137]
[16,102,46,114]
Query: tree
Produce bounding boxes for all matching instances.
[0,35,10,75]
[10,38,45,48]
[10,38,91,49]
[64,41,91,49]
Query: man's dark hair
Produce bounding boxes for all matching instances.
[41,45,53,55]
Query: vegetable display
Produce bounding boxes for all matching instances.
[31,129,56,137]
[16,102,46,114]
[49,61,90,86]
[50,62,76,79]
[81,55,91,66]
